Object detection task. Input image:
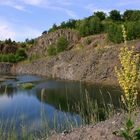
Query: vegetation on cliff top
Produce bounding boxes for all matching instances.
[0,9,140,63]
[45,10,140,44]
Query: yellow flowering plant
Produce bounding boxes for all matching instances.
[115,25,140,140]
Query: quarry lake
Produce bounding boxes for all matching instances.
[0,75,121,137]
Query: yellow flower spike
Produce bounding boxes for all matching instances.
[116,25,139,115]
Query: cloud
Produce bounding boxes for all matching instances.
[118,0,140,6]
[0,17,41,41]
[17,26,41,40]
[0,0,30,12]
[65,10,78,18]
[20,0,45,6]
[86,4,110,14]
[0,0,77,18]
[0,19,16,40]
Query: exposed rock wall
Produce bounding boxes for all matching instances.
[12,44,120,85]
[0,44,18,54]
[0,63,13,74]
[11,38,140,85]
[28,29,80,57]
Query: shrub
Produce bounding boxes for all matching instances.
[56,36,69,53]
[89,16,103,34]
[94,11,106,21]
[8,54,16,63]
[125,21,140,40]
[0,54,16,63]
[109,10,122,21]
[1,55,9,62]
[107,23,123,43]
[47,44,57,56]
[15,48,27,61]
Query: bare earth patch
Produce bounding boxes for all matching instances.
[46,112,140,140]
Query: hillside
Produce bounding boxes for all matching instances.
[12,32,140,85]
[0,10,140,85]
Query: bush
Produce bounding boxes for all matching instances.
[0,54,16,63]
[56,36,69,53]
[15,48,27,61]
[109,10,122,21]
[107,23,123,43]
[89,17,104,34]
[8,54,16,63]
[47,44,57,56]
[125,21,140,40]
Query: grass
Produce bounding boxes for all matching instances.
[0,87,118,140]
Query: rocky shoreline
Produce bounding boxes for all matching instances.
[45,112,140,140]
[11,44,120,85]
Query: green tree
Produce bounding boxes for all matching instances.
[107,23,123,43]
[16,48,27,61]
[48,24,58,32]
[89,16,103,34]
[76,19,90,36]
[109,10,121,21]
[125,21,140,40]
[94,11,106,20]
[123,10,140,21]
[47,44,57,56]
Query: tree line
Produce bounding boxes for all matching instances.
[43,10,140,43]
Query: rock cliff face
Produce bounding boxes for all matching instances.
[12,45,119,84]
[0,44,18,54]
[12,39,140,85]
[28,29,80,57]
[0,63,13,74]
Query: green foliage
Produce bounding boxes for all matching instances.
[76,19,90,36]
[0,48,27,63]
[15,48,27,61]
[47,36,68,56]
[94,11,106,20]
[76,17,104,36]
[43,9,140,44]
[25,38,35,45]
[60,19,76,29]
[47,44,57,56]
[109,10,122,21]
[48,24,58,33]
[89,16,103,34]
[5,38,12,44]
[0,54,16,63]
[125,21,140,40]
[123,10,140,21]
[56,36,69,53]
[8,54,17,63]
[116,119,140,140]
[107,23,123,43]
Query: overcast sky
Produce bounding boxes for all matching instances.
[0,0,139,41]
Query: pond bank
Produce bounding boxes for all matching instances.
[11,45,120,85]
[1,40,140,85]
[46,112,140,140]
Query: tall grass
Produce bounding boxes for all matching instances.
[0,87,119,140]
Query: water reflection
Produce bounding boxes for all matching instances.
[0,75,122,132]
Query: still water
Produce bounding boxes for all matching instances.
[0,75,121,136]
